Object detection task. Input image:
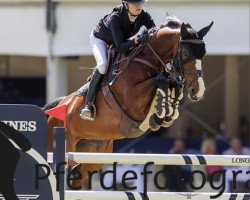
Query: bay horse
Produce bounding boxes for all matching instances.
[43,16,213,188]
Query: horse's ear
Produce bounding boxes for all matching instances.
[198,21,214,38]
[180,23,189,39]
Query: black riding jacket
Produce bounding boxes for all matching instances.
[93,5,155,53]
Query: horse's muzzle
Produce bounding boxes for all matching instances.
[189,88,203,102]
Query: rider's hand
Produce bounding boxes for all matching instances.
[137,31,149,44]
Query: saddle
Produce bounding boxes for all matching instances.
[76,46,124,97]
[76,45,137,97]
[105,45,123,84]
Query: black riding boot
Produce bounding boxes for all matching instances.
[79,69,104,120]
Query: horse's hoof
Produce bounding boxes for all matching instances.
[149,115,161,131]
[162,121,173,128]
[162,116,174,127]
[150,126,160,131]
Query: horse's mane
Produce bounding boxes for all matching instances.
[163,16,182,29]
[148,15,206,59]
[149,15,192,34]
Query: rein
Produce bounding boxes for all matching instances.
[111,29,204,87]
[112,44,144,75]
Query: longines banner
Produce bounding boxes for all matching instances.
[0,105,59,200]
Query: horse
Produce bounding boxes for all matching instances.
[43,16,213,188]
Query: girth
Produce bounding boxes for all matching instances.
[101,85,123,119]
[102,84,145,138]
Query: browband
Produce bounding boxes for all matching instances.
[180,39,204,44]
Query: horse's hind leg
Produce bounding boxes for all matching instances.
[69,139,113,190]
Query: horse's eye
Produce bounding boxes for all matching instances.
[182,50,189,58]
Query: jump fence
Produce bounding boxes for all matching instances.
[49,130,250,200]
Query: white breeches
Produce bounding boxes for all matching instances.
[90,31,108,74]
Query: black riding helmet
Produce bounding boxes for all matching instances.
[122,0,146,4]
[122,0,147,16]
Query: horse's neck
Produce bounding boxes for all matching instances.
[111,63,156,121]
[147,27,180,63]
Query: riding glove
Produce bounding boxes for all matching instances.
[138,31,149,44]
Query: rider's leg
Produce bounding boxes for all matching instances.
[80,68,104,120]
[79,31,108,120]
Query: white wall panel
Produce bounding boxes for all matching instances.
[0,1,248,56]
[0,4,47,56]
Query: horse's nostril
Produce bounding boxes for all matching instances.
[191,89,198,100]
[191,89,195,96]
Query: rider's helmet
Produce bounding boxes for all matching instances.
[122,0,146,4]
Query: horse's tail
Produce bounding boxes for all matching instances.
[42,96,65,112]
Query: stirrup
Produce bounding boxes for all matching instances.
[79,102,96,121]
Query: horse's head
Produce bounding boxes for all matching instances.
[173,21,213,101]
[148,17,213,102]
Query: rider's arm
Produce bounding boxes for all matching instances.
[142,11,156,29]
[110,15,137,53]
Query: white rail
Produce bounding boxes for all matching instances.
[64,191,250,200]
[47,152,250,166]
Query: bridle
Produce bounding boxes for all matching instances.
[137,32,205,87]
[171,39,205,87]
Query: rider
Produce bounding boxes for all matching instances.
[80,0,156,120]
